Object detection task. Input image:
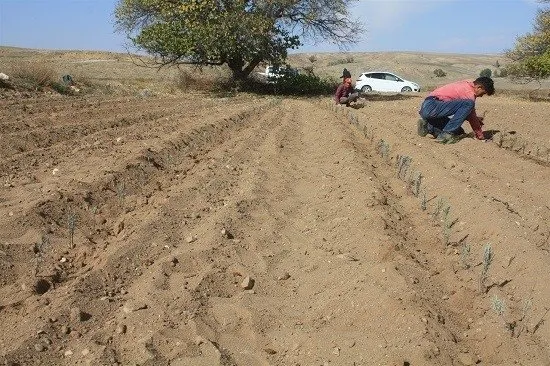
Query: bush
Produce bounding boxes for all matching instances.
[10,62,56,89]
[327,56,355,66]
[433,68,446,77]
[271,73,335,96]
[239,72,336,97]
[480,68,492,78]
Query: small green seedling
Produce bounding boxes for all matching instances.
[67,208,78,249]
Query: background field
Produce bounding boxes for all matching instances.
[3,46,550,96]
[1,47,550,365]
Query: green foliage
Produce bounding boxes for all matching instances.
[115,0,363,81]
[433,68,446,77]
[491,294,506,316]
[249,72,336,96]
[480,68,492,78]
[506,51,550,80]
[506,5,550,81]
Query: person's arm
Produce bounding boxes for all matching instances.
[466,109,485,140]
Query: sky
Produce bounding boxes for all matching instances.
[0,0,544,55]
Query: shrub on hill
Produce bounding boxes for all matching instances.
[327,56,355,66]
[6,62,77,95]
[10,62,56,90]
[480,68,492,78]
[433,68,446,77]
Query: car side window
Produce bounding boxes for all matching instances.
[385,73,398,81]
[371,73,384,79]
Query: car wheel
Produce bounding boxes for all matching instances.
[401,86,412,92]
[361,85,372,93]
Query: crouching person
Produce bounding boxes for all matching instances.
[334,77,359,106]
[417,76,495,144]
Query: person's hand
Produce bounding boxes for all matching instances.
[475,130,485,140]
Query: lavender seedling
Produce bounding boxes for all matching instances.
[491,294,506,316]
[420,189,427,211]
[67,208,77,249]
[116,181,126,203]
[441,205,453,245]
[396,155,412,180]
[376,140,390,160]
[509,136,517,151]
[497,133,504,147]
[522,298,533,323]
[461,243,471,269]
[520,142,527,155]
[442,216,452,246]
[441,205,451,224]
[412,171,423,197]
[432,197,444,222]
[480,244,494,292]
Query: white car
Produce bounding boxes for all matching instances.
[355,71,420,93]
[258,65,299,81]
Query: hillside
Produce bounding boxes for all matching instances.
[3,47,549,95]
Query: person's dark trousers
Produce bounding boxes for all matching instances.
[419,97,474,134]
[425,116,448,136]
[339,92,359,106]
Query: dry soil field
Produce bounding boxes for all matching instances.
[1,48,550,366]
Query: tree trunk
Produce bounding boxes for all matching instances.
[228,57,262,81]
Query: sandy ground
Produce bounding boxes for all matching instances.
[1,50,550,366]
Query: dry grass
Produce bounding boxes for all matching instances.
[175,69,230,92]
[8,61,57,88]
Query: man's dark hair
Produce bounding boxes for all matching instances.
[474,76,495,95]
[341,68,351,79]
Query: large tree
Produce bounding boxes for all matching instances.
[505,0,550,81]
[114,0,363,80]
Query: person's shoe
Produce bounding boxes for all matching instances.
[454,127,466,136]
[435,132,460,144]
[417,118,428,137]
